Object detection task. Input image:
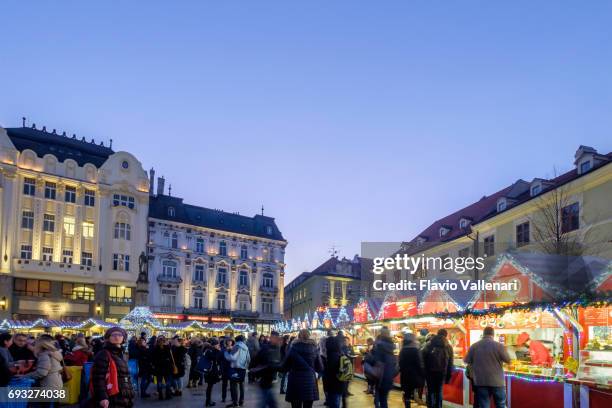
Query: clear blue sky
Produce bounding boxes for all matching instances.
[1,1,611,282]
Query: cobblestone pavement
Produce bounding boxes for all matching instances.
[133,378,428,408]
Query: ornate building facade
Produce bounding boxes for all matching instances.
[147,179,286,333]
[0,123,149,321]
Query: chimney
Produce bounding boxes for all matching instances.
[157,176,165,196]
[149,168,155,196]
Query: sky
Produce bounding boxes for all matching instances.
[1,1,611,282]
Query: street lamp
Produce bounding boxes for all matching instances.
[0,296,6,310]
[95,303,102,315]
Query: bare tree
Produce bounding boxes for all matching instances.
[529,171,584,256]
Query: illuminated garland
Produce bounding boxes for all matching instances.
[454,366,566,384]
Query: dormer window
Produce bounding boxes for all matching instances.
[415,237,427,246]
[580,161,591,174]
[530,184,541,197]
[497,198,507,212]
[168,206,175,217]
[439,227,450,237]
[459,218,470,229]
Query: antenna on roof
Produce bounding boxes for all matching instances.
[168,184,172,197]
[329,244,339,258]
[22,117,26,127]
[261,205,264,216]
[109,139,113,149]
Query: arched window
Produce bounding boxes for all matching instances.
[219,241,227,256]
[262,273,274,288]
[239,270,249,287]
[168,206,175,217]
[163,232,170,247]
[193,291,204,309]
[171,232,178,249]
[114,222,131,240]
[162,260,177,277]
[240,245,248,259]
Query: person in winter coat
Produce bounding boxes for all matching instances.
[152,336,174,400]
[246,332,260,384]
[171,336,187,396]
[422,329,454,408]
[323,334,344,408]
[64,337,92,366]
[279,335,290,394]
[282,329,322,408]
[90,327,135,408]
[370,327,398,408]
[362,337,375,394]
[20,334,63,396]
[252,331,282,408]
[9,333,36,363]
[219,338,233,403]
[224,335,251,408]
[399,333,425,408]
[136,339,153,398]
[0,332,14,375]
[464,327,511,408]
[203,338,222,406]
[188,338,205,388]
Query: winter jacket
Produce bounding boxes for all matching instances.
[323,336,345,394]
[64,347,92,366]
[0,352,10,386]
[188,344,204,375]
[225,341,250,370]
[252,342,281,388]
[151,345,174,378]
[399,342,425,390]
[203,348,221,384]
[137,346,153,378]
[171,345,187,378]
[246,335,260,360]
[23,350,63,389]
[371,336,398,392]
[282,339,322,402]
[464,335,511,387]
[422,334,454,383]
[219,345,232,379]
[91,343,135,408]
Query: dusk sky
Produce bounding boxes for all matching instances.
[1,1,611,282]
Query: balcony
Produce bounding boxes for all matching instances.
[237,284,250,292]
[184,307,209,315]
[231,310,259,318]
[13,259,95,279]
[150,306,184,314]
[259,285,278,294]
[191,279,207,286]
[157,275,183,284]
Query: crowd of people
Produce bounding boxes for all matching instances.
[0,324,510,408]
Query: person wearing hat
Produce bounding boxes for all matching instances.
[516,332,552,366]
[91,327,135,408]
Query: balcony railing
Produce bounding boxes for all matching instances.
[157,275,183,284]
[259,285,278,294]
[150,306,184,314]
[231,310,259,318]
[191,278,207,285]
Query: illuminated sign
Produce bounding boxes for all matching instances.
[210,317,231,323]
[152,314,185,320]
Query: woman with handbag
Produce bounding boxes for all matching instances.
[282,329,323,408]
[91,327,135,408]
[152,336,174,400]
[19,334,63,407]
[170,336,187,396]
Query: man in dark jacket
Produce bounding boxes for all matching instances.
[9,333,35,362]
[324,335,345,408]
[203,339,222,407]
[251,331,281,408]
[422,329,454,408]
[91,327,135,408]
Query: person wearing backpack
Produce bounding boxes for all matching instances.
[421,329,453,408]
[282,329,323,408]
[399,332,425,408]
